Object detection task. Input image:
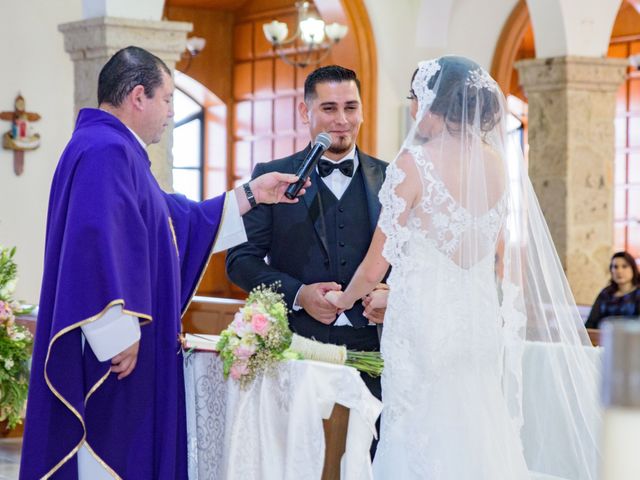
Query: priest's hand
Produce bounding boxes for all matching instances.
[236,172,311,214]
[253,172,311,203]
[111,341,139,380]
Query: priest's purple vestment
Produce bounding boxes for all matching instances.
[20,109,226,479]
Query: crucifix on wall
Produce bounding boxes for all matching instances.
[1,94,41,176]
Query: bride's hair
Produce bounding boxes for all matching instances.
[422,56,502,134]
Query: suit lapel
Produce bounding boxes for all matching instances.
[358,149,385,234]
[298,147,330,258]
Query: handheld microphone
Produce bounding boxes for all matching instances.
[284,132,332,200]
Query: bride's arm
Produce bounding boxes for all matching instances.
[328,227,390,310]
[327,152,422,310]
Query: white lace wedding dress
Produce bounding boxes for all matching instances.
[370,56,600,480]
[373,147,530,479]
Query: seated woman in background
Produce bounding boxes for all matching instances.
[586,251,640,329]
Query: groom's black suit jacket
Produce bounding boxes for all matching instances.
[226,145,388,347]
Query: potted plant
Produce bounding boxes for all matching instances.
[0,246,34,430]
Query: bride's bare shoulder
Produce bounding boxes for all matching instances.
[481,143,506,194]
[394,147,422,170]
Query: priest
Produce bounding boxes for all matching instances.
[20,46,306,479]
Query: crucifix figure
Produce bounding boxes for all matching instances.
[1,94,41,176]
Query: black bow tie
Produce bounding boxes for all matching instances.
[317,159,354,178]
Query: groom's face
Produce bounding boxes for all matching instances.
[298,80,363,161]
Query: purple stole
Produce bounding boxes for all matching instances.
[20,109,226,479]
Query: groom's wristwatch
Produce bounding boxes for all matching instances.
[243,182,257,208]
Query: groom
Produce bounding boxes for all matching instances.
[226,65,388,400]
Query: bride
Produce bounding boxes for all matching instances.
[326,56,601,479]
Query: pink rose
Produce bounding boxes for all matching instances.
[233,344,256,360]
[230,361,249,380]
[251,313,270,336]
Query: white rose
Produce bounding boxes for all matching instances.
[4,359,14,370]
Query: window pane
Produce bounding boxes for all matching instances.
[629,186,640,221]
[173,119,202,168]
[614,188,627,221]
[615,153,627,186]
[614,223,626,252]
[174,89,201,123]
[173,169,201,201]
[206,170,226,198]
[630,153,640,184]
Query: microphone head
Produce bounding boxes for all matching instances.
[314,132,332,150]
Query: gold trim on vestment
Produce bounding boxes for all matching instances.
[180,192,229,320]
[41,299,153,479]
[84,365,111,405]
[168,216,180,259]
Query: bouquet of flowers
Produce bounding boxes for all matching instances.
[216,284,383,387]
[0,246,34,429]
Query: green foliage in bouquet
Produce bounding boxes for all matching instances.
[0,246,34,429]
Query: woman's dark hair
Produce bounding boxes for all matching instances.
[408,68,418,100]
[304,65,361,103]
[423,56,501,133]
[98,46,171,107]
[607,251,640,292]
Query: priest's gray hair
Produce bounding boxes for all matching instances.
[98,46,171,107]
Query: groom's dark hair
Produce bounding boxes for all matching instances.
[304,65,361,103]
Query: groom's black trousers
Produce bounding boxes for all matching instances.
[327,324,382,457]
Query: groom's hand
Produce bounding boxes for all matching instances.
[298,282,341,325]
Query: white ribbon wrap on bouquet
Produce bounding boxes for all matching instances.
[289,333,347,365]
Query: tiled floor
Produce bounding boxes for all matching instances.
[0,438,20,480]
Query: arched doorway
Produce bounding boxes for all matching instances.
[491,0,640,258]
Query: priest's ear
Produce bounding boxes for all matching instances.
[130,85,147,111]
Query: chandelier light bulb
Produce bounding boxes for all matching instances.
[300,17,325,45]
[260,1,348,68]
[325,23,348,42]
[263,20,289,44]
[186,36,206,56]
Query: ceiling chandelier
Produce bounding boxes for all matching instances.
[262,1,348,68]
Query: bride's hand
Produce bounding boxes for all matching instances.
[325,290,352,310]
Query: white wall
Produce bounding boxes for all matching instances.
[527,0,621,57]
[0,1,82,303]
[364,0,519,161]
